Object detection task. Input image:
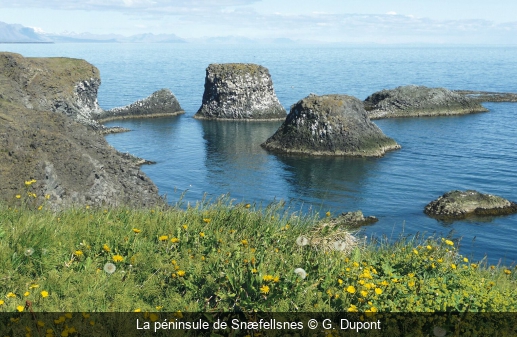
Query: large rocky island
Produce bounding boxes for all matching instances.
[194,63,286,120]
[364,85,488,119]
[0,52,164,209]
[424,190,517,219]
[262,94,400,157]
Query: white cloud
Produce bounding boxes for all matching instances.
[386,11,397,15]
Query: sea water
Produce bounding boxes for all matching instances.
[2,43,517,264]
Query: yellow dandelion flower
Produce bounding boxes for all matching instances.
[437,258,443,263]
[15,194,21,199]
[426,245,432,250]
[41,290,49,298]
[37,205,43,211]
[504,269,511,275]
[158,235,168,241]
[471,263,478,269]
[338,279,343,285]
[150,313,159,322]
[347,304,358,312]
[352,262,359,268]
[241,239,248,246]
[408,281,416,287]
[132,228,141,233]
[171,237,180,243]
[325,211,331,217]
[451,264,457,270]
[37,320,45,327]
[65,313,72,319]
[156,306,163,310]
[260,285,270,294]
[45,194,50,200]
[445,240,454,246]
[7,292,16,298]
[463,257,469,263]
[360,290,368,297]
[24,291,30,297]
[203,218,211,223]
[346,285,356,294]
[245,203,251,208]
[182,224,188,230]
[103,244,110,252]
[0,300,4,305]
[263,271,277,280]
[177,270,186,277]
[171,259,177,265]
[273,276,280,283]
[113,255,124,262]
[74,250,83,256]
[375,288,383,295]
[17,305,24,312]
[252,268,258,274]
[199,232,205,237]
[412,249,418,255]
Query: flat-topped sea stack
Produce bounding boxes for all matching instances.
[261,94,400,157]
[364,85,488,119]
[95,89,184,122]
[194,63,286,120]
[424,190,517,219]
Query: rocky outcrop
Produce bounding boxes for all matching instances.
[364,85,488,119]
[453,90,517,103]
[95,89,184,122]
[262,94,400,157]
[194,63,286,120]
[326,210,378,229]
[0,52,165,209]
[0,52,103,127]
[424,190,517,219]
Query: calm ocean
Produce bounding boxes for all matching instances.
[2,43,517,264]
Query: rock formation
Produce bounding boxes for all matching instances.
[424,190,517,219]
[0,52,164,209]
[194,63,286,120]
[453,90,517,103]
[364,85,488,119]
[0,52,103,127]
[95,88,184,122]
[261,94,400,157]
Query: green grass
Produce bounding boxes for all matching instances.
[1,196,516,313]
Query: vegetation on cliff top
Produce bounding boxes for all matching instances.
[1,192,516,314]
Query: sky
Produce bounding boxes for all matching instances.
[1,0,516,44]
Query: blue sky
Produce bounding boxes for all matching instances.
[1,0,516,43]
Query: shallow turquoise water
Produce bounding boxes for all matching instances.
[2,43,517,264]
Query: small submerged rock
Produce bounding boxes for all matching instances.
[262,94,400,156]
[424,190,517,219]
[364,85,488,119]
[194,63,286,120]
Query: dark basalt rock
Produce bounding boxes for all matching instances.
[261,94,400,157]
[194,63,286,120]
[424,190,517,219]
[96,88,184,122]
[453,90,517,103]
[332,210,378,228]
[364,85,488,119]
[0,52,165,210]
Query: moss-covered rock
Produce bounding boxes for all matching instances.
[424,190,517,219]
[194,63,286,120]
[364,85,488,119]
[261,94,400,157]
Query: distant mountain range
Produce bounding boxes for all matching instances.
[0,21,299,44]
[0,21,186,43]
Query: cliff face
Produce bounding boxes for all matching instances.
[364,85,488,119]
[0,52,103,126]
[194,63,286,120]
[0,52,164,209]
[262,94,400,157]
